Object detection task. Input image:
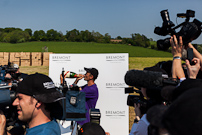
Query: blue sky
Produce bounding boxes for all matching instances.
[1,0,202,43]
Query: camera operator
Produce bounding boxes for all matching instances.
[73,67,99,126]
[4,63,28,89]
[0,73,64,135]
[129,66,168,135]
[9,63,28,82]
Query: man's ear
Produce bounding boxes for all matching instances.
[35,101,42,108]
[90,74,94,80]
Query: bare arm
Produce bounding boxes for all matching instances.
[171,35,185,79]
[0,110,6,135]
[187,43,202,71]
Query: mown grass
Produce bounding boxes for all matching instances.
[0,42,172,57]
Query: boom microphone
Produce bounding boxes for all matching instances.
[124,69,178,88]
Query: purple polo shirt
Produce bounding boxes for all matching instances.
[77,84,98,125]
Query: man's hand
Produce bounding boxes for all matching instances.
[0,110,6,135]
[74,74,84,85]
[186,58,201,79]
[170,35,183,57]
[77,74,84,80]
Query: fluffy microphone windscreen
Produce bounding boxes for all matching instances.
[124,69,163,88]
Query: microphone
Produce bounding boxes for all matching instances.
[124,69,178,88]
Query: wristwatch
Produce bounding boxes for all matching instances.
[173,56,181,60]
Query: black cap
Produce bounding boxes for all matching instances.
[84,67,99,80]
[78,122,105,135]
[16,73,64,103]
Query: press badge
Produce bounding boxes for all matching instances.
[70,96,77,105]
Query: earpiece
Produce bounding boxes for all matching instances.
[35,101,39,107]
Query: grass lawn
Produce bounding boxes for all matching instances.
[0,42,172,57]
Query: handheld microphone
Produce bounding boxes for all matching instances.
[124,69,178,88]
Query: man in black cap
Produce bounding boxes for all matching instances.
[0,73,64,135]
[74,67,99,126]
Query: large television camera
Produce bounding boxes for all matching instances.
[125,87,162,114]
[124,67,180,114]
[0,65,20,127]
[154,9,202,50]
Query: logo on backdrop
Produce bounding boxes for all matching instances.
[106,82,126,88]
[105,110,126,117]
[52,55,71,61]
[106,55,126,62]
[78,69,86,74]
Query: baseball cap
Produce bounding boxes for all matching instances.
[78,122,105,135]
[9,62,19,69]
[84,67,99,80]
[16,73,64,103]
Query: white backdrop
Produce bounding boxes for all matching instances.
[49,53,129,135]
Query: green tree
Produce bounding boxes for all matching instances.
[46,29,59,41]
[80,30,93,42]
[24,28,32,37]
[104,33,111,43]
[38,30,47,41]
[66,29,81,42]
[4,30,30,43]
[91,31,103,42]
[116,36,122,39]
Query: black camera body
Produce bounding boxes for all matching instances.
[126,87,164,114]
[155,9,202,50]
[0,65,21,127]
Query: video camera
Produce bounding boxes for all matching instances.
[1,62,23,81]
[0,65,20,127]
[154,9,202,50]
[124,65,180,114]
[125,86,165,114]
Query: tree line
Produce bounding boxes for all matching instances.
[1,27,202,53]
[0,27,152,47]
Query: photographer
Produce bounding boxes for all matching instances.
[129,66,168,135]
[73,67,99,126]
[0,73,64,135]
[4,63,28,89]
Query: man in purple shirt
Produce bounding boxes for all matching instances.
[74,67,99,126]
